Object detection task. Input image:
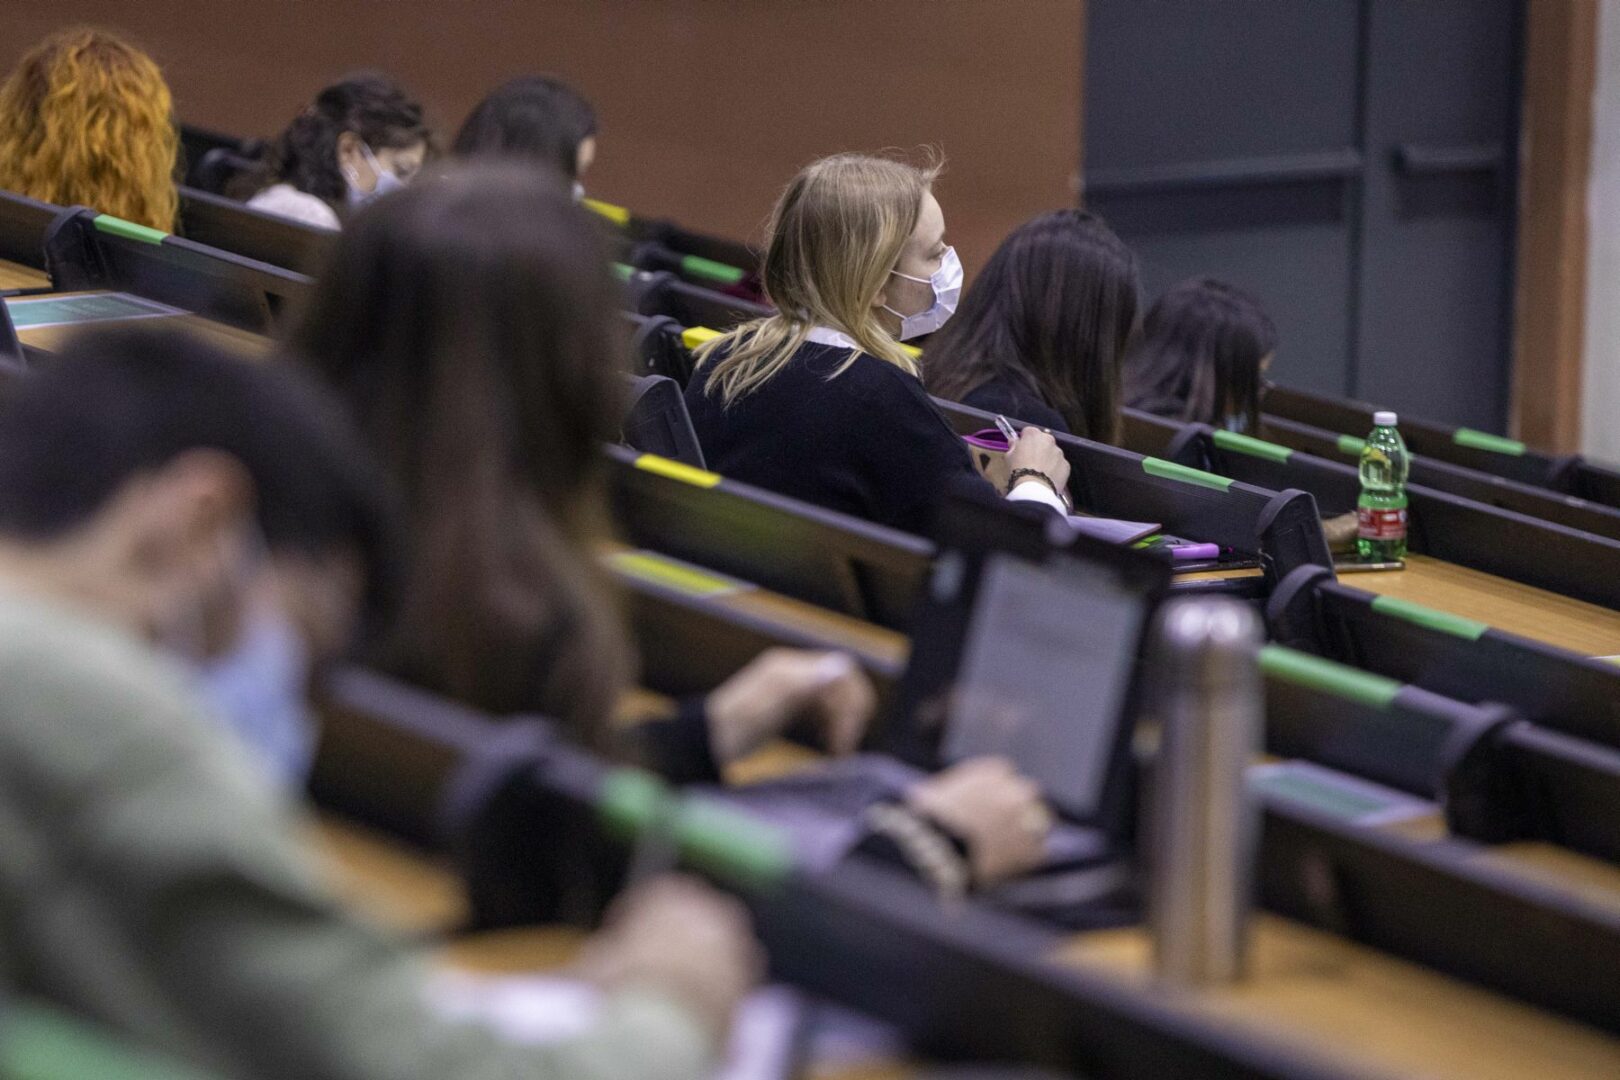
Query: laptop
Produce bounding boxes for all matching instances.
[717,497,1170,923]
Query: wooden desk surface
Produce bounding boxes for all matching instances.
[1351,553,1620,655]
[0,258,47,291]
[10,291,272,358]
[1055,915,1620,1080]
[308,816,468,935]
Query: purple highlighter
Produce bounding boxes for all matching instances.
[1170,543,1221,562]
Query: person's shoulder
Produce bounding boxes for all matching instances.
[963,373,1069,434]
[246,184,340,230]
[0,592,209,758]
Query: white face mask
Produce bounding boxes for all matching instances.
[343,141,405,208]
[883,245,963,340]
[195,602,317,789]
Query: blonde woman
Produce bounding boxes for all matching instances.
[685,153,1071,537]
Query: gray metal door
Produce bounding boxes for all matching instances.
[1083,0,1520,432]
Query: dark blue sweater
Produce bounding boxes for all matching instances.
[685,341,996,537]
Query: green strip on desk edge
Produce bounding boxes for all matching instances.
[1370,595,1488,641]
[1260,645,1401,709]
[680,254,745,285]
[1454,428,1526,456]
[93,214,167,245]
[1142,456,1234,492]
[598,769,791,890]
[1336,434,1366,457]
[1213,429,1293,463]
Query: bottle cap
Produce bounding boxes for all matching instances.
[1373,411,1398,428]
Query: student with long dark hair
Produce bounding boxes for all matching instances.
[244,73,431,229]
[290,162,861,774]
[924,210,1139,443]
[1122,277,1276,434]
[292,164,1054,888]
[686,153,1073,536]
[454,75,598,189]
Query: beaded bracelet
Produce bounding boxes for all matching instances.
[863,803,970,902]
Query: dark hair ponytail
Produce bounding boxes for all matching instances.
[247,72,430,210]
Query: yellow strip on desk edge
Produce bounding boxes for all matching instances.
[582,198,631,226]
[607,550,746,598]
[635,453,721,488]
[681,326,722,350]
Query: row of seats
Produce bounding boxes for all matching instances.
[5,162,1620,1073]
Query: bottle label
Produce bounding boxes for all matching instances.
[1357,506,1407,540]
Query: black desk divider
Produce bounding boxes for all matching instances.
[0,189,59,272]
[933,398,1330,594]
[1255,411,1620,541]
[622,311,697,384]
[1498,722,1620,865]
[1138,410,1620,611]
[1264,567,1620,864]
[621,373,706,468]
[605,444,934,631]
[626,239,753,293]
[1268,566,1620,750]
[1258,644,1516,838]
[178,186,334,275]
[625,267,771,331]
[1262,382,1620,510]
[311,667,1378,1079]
[43,207,314,333]
[179,123,265,192]
[1259,790,1620,1034]
[604,204,760,276]
[609,551,905,716]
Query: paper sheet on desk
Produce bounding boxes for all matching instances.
[428,974,802,1080]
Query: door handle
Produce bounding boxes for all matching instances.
[1392,143,1503,176]
[1084,149,1363,196]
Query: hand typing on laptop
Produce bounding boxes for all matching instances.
[905,757,1054,885]
[705,649,875,764]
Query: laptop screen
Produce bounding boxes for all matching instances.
[940,549,1150,820]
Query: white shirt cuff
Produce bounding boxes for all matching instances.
[1007,479,1068,514]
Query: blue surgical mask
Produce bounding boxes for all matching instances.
[883,246,963,340]
[196,604,317,789]
[344,141,405,208]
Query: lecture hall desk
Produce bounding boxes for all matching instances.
[65,301,1620,1074]
[5,291,271,358]
[313,739,1620,1080]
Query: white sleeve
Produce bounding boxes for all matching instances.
[1006,478,1068,515]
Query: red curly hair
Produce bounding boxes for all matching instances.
[0,28,179,231]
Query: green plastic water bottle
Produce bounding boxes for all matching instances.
[1356,411,1410,561]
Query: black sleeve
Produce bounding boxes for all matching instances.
[853,365,1001,536]
[625,696,722,785]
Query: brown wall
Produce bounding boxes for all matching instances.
[7,1,1083,276]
